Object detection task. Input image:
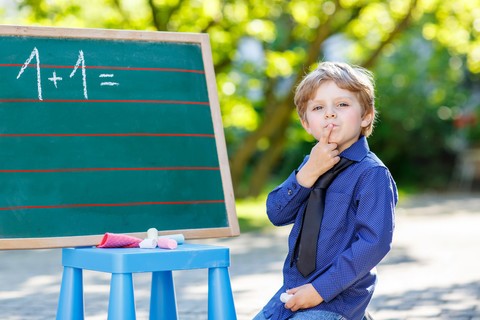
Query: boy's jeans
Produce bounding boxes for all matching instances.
[252,310,347,320]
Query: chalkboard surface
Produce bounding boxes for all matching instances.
[0,25,238,249]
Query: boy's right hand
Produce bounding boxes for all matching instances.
[296,124,339,188]
[283,284,324,311]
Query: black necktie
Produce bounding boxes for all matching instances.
[295,157,354,277]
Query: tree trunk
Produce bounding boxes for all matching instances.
[247,108,291,197]
[230,97,293,189]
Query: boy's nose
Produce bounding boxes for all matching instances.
[325,111,337,119]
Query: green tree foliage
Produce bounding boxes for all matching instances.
[2,0,479,196]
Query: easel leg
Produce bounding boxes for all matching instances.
[108,273,136,320]
[56,266,84,320]
[150,271,178,320]
[208,267,237,320]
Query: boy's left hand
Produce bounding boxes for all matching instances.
[284,283,324,312]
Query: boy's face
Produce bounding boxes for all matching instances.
[301,80,372,153]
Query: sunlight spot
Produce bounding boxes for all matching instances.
[422,23,437,40]
[290,2,309,24]
[202,0,220,18]
[229,103,258,130]
[307,16,320,28]
[449,56,463,70]
[246,19,276,42]
[437,106,452,120]
[322,1,336,15]
[474,18,480,32]
[392,74,406,88]
[22,275,57,289]
[257,137,270,151]
[0,290,25,299]
[222,82,236,95]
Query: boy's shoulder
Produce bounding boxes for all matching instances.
[343,137,387,170]
[348,150,390,180]
[363,150,386,168]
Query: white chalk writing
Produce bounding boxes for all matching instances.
[16,47,43,100]
[15,48,121,101]
[48,71,63,88]
[69,50,88,99]
[99,73,119,86]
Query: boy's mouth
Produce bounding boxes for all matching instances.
[325,123,338,128]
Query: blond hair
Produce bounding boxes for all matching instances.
[294,61,376,137]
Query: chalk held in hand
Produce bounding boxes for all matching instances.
[139,238,158,249]
[280,293,293,303]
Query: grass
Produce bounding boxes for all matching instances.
[235,195,273,233]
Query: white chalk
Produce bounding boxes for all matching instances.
[147,228,158,239]
[139,238,158,249]
[280,293,293,303]
[146,228,184,247]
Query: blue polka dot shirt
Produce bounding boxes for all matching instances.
[261,136,398,320]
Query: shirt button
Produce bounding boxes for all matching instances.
[287,189,293,195]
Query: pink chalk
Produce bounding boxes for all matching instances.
[157,237,177,249]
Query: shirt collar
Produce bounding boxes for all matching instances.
[340,136,369,162]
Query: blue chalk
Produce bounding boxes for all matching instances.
[159,234,185,245]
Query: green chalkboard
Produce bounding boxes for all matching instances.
[0,25,238,249]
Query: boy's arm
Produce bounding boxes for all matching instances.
[311,166,397,302]
[267,126,340,226]
[296,124,339,188]
[266,169,312,226]
[267,125,340,226]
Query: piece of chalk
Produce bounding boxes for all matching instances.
[159,233,185,245]
[157,237,177,249]
[139,238,158,249]
[147,228,158,239]
[280,293,293,303]
[146,229,185,245]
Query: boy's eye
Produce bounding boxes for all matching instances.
[312,105,323,111]
[338,102,349,107]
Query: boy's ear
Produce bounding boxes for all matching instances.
[361,112,373,127]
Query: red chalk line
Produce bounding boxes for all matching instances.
[0,63,205,74]
[0,166,219,173]
[0,199,225,211]
[0,133,215,138]
[0,98,209,105]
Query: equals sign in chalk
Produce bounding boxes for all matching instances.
[99,74,119,86]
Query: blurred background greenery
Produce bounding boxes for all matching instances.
[1,0,479,230]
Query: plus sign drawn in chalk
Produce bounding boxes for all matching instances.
[48,71,63,88]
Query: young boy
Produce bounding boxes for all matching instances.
[253,62,398,320]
